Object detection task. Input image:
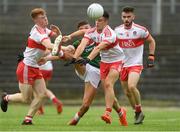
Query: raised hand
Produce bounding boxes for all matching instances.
[62,35,72,43]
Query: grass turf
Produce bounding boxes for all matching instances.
[0,104,180,131]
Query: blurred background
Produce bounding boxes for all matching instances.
[0,0,179,105]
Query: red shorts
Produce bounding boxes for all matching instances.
[120,65,143,81]
[16,61,43,85]
[40,70,53,81]
[100,61,123,79]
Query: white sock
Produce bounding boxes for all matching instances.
[74,112,80,121]
[25,116,32,121]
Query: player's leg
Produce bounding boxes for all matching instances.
[37,70,49,115]
[68,82,96,125]
[34,91,44,115]
[1,61,33,112]
[22,78,47,125]
[128,72,145,124]
[68,64,99,125]
[113,97,128,126]
[121,81,136,109]
[101,68,119,124]
[39,69,63,114]
[120,67,136,109]
[1,83,33,112]
[36,105,44,115]
[19,83,33,103]
[80,82,96,116]
[74,64,86,77]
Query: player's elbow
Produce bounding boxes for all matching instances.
[148,37,156,46]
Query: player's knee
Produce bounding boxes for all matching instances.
[38,93,47,100]
[22,96,32,103]
[128,84,136,91]
[104,81,112,90]
[34,92,48,101]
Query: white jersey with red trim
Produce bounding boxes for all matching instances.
[23,25,52,68]
[84,25,124,63]
[115,23,149,67]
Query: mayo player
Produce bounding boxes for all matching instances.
[115,6,156,124]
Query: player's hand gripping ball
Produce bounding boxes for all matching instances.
[87,3,104,20]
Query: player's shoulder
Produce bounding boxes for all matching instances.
[30,25,36,34]
[133,23,148,32]
[103,25,115,37]
[30,25,41,36]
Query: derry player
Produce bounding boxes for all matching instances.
[114,6,156,124]
[0,8,63,125]
[71,11,126,124]
[16,53,63,115]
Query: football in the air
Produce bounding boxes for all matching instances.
[87,3,104,20]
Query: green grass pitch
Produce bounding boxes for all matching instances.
[0,104,180,131]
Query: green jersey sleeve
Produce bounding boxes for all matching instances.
[72,39,81,49]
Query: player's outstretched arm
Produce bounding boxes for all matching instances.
[62,29,88,43]
[38,55,60,66]
[73,38,89,59]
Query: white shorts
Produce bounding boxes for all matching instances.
[75,64,100,88]
[84,64,100,88]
